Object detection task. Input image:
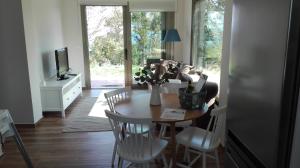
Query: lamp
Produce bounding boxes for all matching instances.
[164,28,181,60]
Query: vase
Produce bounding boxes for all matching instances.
[150,84,161,105]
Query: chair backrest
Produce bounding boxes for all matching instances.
[105,110,154,160]
[203,106,226,148]
[104,88,131,112]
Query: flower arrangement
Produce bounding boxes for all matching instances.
[134,60,181,86]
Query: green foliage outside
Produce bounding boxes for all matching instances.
[89,10,161,70]
[89,7,124,67]
[87,2,225,84]
[131,12,161,66]
[193,0,225,70]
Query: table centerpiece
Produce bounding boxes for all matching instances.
[134,61,176,105]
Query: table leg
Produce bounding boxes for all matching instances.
[169,122,176,168]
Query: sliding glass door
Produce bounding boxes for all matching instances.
[82,5,132,88]
[130,12,163,84]
[192,0,225,85]
[82,6,173,87]
[86,6,125,88]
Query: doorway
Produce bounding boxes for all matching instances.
[83,6,130,88]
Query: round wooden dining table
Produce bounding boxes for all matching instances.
[114,90,206,168]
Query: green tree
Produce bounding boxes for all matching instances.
[90,36,123,66]
[131,12,161,66]
[89,7,124,66]
[195,0,225,69]
[208,0,225,11]
[88,10,162,67]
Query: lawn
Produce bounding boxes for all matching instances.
[90,64,141,80]
[90,63,220,87]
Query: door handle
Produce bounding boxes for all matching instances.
[124,48,128,60]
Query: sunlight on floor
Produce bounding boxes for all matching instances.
[88,90,110,118]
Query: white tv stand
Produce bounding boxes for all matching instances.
[40,74,82,118]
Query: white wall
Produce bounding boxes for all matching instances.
[174,0,192,64]
[219,0,233,106]
[22,0,43,123]
[32,0,65,79]
[21,0,66,123]
[0,0,34,124]
[61,0,86,86]
[22,0,66,81]
[23,0,86,88]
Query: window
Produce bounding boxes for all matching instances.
[131,12,162,84]
[192,0,225,85]
[131,12,162,65]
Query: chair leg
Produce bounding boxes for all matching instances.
[118,158,123,168]
[215,149,220,168]
[187,149,191,163]
[161,154,168,168]
[112,141,117,166]
[202,152,206,168]
[159,125,166,138]
[182,146,191,163]
[163,126,167,137]
[169,161,172,168]
[10,123,33,168]
[183,146,189,162]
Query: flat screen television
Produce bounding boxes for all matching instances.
[55,47,69,80]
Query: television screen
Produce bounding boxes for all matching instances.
[55,47,69,79]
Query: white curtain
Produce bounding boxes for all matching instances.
[79,0,127,6]
[129,0,176,12]
[78,0,176,12]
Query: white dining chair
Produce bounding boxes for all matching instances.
[104,88,131,112]
[105,110,168,168]
[104,88,150,166]
[175,106,226,168]
[104,88,131,166]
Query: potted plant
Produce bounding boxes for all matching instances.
[134,63,170,105]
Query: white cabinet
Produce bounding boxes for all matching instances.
[40,74,82,117]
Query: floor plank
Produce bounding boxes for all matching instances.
[0,89,224,168]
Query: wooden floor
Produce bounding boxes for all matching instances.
[0,89,224,168]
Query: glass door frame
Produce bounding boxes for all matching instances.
[81,5,132,89]
[123,5,132,87]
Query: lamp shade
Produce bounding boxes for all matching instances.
[164,29,181,42]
